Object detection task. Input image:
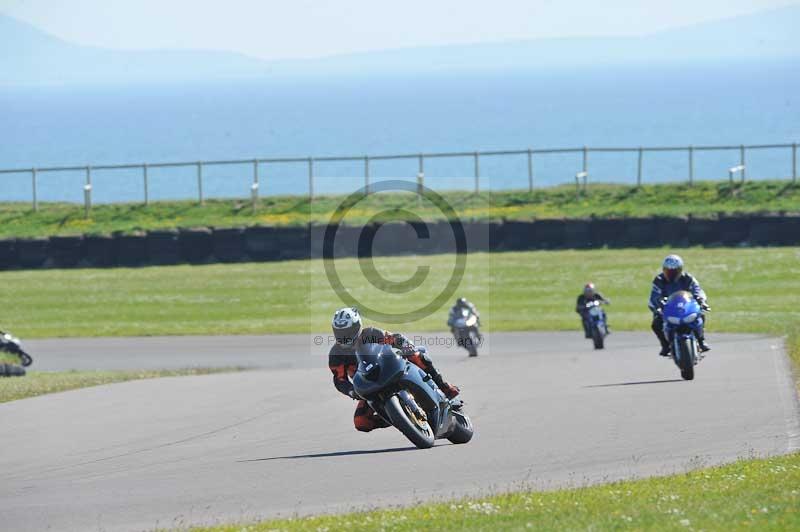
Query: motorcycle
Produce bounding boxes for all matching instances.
[661,291,705,381]
[352,343,474,449]
[0,330,32,377]
[449,308,481,357]
[0,330,33,367]
[582,300,608,350]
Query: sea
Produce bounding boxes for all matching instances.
[0,59,798,204]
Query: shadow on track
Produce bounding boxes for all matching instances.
[239,446,419,462]
[584,379,684,388]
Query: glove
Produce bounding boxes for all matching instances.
[700,301,711,312]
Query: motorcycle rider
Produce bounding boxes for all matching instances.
[648,254,711,357]
[447,297,481,330]
[328,307,460,432]
[575,283,610,338]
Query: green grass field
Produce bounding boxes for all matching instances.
[195,452,800,532]
[1,180,797,238]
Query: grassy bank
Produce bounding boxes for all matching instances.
[0,367,240,404]
[196,452,800,531]
[0,180,797,238]
[0,247,797,339]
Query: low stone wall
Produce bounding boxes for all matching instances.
[0,214,797,270]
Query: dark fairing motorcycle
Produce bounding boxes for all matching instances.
[582,300,608,350]
[450,307,481,357]
[352,342,474,449]
[661,291,706,381]
[0,330,33,377]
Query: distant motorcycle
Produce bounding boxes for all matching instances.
[0,330,33,367]
[0,330,32,377]
[352,343,474,449]
[449,308,481,357]
[582,300,608,350]
[661,291,706,381]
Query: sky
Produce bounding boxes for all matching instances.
[1,0,797,61]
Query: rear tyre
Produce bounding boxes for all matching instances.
[447,411,474,444]
[592,325,605,349]
[385,394,435,449]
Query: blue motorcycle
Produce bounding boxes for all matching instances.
[661,291,706,381]
[582,300,608,350]
[352,342,474,449]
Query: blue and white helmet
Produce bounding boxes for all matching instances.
[662,254,684,282]
[332,307,361,345]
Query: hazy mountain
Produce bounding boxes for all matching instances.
[1,5,798,86]
[0,15,270,86]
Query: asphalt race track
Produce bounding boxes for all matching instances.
[1,332,798,531]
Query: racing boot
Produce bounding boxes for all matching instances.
[697,337,711,353]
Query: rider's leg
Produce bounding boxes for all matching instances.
[407,351,459,398]
[581,314,591,338]
[695,318,711,352]
[652,314,670,356]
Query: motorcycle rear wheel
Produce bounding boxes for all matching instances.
[447,410,474,444]
[385,394,435,449]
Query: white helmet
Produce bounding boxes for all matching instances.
[332,307,361,345]
[662,254,684,282]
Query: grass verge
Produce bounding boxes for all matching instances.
[0,247,797,338]
[0,367,240,404]
[195,452,800,531]
[0,180,797,238]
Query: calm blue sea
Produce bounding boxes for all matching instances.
[1,60,798,204]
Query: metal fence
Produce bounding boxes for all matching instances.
[0,142,797,213]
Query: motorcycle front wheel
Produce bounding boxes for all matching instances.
[592,324,605,350]
[385,394,435,449]
[676,337,695,381]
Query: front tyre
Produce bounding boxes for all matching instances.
[385,394,435,449]
[592,324,605,349]
[676,337,695,381]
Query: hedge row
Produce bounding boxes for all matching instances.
[0,215,797,270]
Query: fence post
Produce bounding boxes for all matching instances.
[688,146,694,186]
[364,156,370,194]
[196,162,204,205]
[84,165,92,218]
[637,147,643,188]
[308,157,314,200]
[527,149,533,192]
[792,143,797,183]
[31,168,38,212]
[582,146,589,193]
[473,151,480,194]
[143,164,149,205]
[740,145,746,182]
[252,159,259,210]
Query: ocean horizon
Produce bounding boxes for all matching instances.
[1,59,798,204]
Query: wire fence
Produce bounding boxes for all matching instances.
[0,142,797,213]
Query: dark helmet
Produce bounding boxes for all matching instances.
[662,254,684,282]
[583,283,596,298]
[456,297,467,306]
[332,307,361,345]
